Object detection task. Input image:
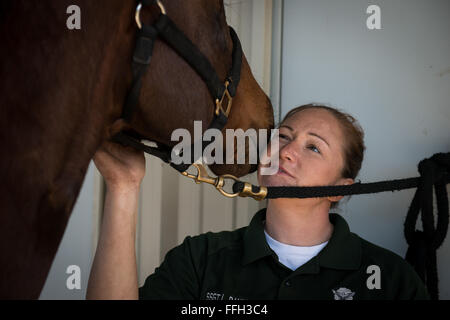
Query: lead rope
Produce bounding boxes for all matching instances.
[403,153,450,300]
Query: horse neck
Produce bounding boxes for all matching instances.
[0,0,136,155]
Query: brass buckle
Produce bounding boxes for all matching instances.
[215,81,233,117]
[238,183,268,201]
[135,0,167,30]
[182,163,267,201]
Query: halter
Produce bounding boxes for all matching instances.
[113,0,243,176]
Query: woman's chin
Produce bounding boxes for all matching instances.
[260,175,296,187]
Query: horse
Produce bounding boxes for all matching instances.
[0,0,274,299]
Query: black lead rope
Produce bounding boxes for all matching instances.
[231,153,449,201]
[233,152,450,299]
[404,153,450,300]
[232,176,425,199]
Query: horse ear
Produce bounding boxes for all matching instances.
[106,119,132,139]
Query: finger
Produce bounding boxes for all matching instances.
[105,140,145,162]
[99,141,129,163]
[93,145,124,169]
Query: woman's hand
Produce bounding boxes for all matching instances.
[93,139,146,191]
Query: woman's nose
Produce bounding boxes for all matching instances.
[280,141,298,162]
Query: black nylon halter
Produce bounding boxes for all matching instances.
[113,1,243,173]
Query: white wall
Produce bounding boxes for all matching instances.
[281,0,450,299]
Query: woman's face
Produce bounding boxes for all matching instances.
[258,108,351,188]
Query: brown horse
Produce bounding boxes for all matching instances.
[0,0,273,299]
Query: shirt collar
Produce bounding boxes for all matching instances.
[242,208,275,265]
[242,208,361,270]
[318,213,361,270]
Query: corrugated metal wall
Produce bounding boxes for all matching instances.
[134,0,275,286]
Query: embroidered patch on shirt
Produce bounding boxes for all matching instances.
[332,288,355,300]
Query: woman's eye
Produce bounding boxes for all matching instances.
[307,144,320,154]
[279,134,289,140]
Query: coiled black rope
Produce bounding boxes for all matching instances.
[232,152,450,299]
[404,153,449,300]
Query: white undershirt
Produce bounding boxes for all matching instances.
[264,230,328,271]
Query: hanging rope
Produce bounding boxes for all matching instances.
[404,153,450,300]
[231,152,450,299]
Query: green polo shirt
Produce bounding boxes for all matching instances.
[139,208,430,300]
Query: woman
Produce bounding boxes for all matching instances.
[86,104,429,300]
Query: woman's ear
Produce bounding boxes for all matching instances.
[327,178,354,203]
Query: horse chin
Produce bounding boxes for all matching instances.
[208,163,258,178]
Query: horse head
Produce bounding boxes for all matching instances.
[109,0,274,178]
